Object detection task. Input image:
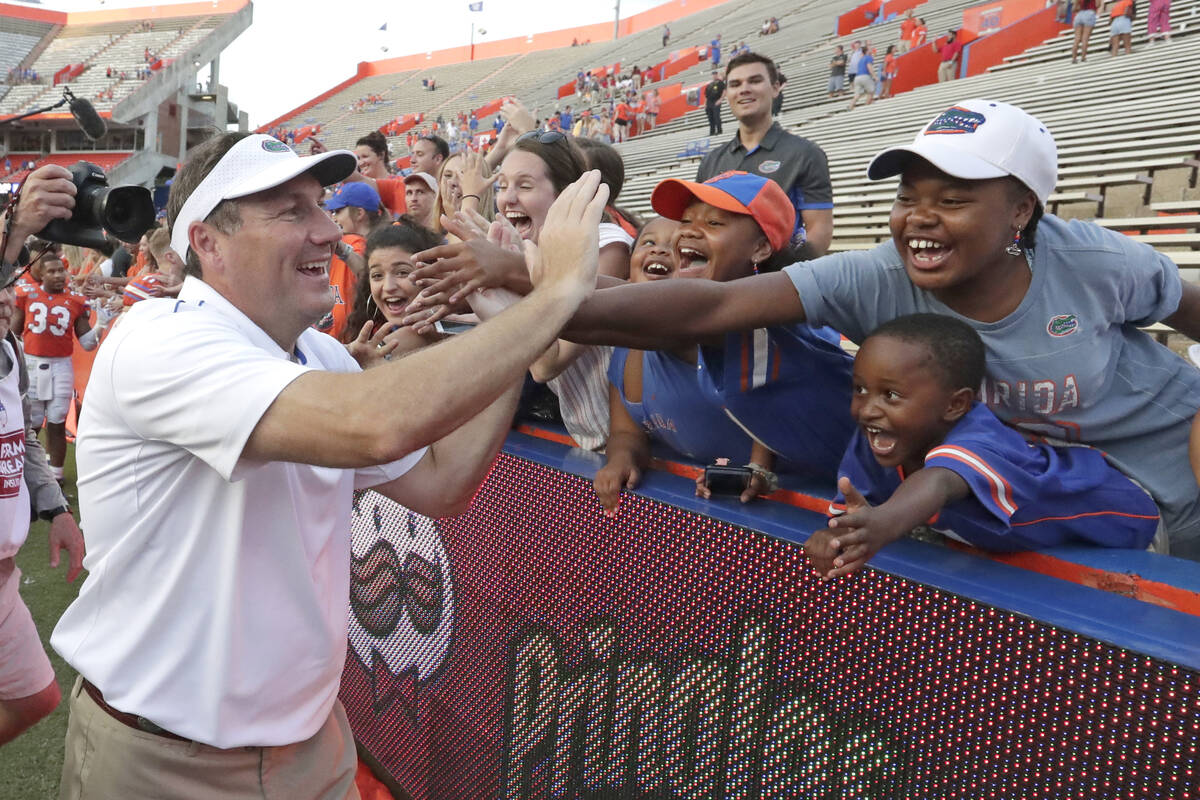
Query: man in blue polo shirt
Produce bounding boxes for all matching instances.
[697,52,833,255]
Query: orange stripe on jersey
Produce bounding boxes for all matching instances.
[1012,509,1159,527]
[926,445,1018,517]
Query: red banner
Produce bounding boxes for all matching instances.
[661,47,699,80]
[962,5,1066,76]
[472,97,505,119]
[962,0,1054,35]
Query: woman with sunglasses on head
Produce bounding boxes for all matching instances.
[502,132,632,449]
[565,99,1200,560]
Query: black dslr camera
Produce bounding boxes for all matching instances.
[38,161,156,250]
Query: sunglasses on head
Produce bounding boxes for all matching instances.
[517,130,568,145]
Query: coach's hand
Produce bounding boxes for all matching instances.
[48,510,85,583]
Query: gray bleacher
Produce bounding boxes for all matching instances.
[0,13,230,117]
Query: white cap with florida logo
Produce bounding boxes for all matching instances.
[866,99,1057,208]
[169,134,356,262]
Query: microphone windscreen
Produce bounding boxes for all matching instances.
[69,97,108,141]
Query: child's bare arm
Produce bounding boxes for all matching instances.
[821,469,970,579]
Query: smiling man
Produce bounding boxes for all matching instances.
[46,132,608,799]
[697,52,833,255]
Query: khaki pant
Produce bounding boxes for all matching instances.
[59,677,360,800]
[938,60,957,82]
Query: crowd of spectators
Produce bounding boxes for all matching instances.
[3,37,1200,790]
[5,68,39,85]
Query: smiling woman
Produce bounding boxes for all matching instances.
[490,134,630,451]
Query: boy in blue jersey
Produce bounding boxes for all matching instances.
[807,314,1160,579]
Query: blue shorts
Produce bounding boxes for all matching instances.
[1075,9,1097,26]
[1110,15,1132,34]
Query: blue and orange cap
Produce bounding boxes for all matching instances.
[650,170,794,252]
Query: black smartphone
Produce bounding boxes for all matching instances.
[703,465,753,496]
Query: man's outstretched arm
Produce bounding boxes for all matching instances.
[244,171,610,470]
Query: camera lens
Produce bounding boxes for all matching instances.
[101,186,156,241]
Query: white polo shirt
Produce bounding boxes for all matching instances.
[51,277,426,748]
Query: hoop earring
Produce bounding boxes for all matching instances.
[1005,229,1022,257]
[366,294,380,323]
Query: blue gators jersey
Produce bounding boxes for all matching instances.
[831,404,1160,552]
[609,347,753,464]
[698,323,855,481]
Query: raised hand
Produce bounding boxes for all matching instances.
[404,235,529,316]
[819,477,898,579]
[347,320,404,368]
[458,150,497,200]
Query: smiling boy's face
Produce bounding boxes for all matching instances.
[851,334,965,474]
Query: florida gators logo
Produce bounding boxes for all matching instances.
[925,106,986,135]
[1047,314,1079,337]
[261,139,292,153]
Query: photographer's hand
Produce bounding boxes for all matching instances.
[4,165,76,263]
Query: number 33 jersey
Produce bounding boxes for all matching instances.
[16,286,89,357]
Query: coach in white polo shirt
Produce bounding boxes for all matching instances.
[51,132,608,799]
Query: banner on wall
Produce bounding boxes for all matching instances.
[961,0,1054,35]
[340,451,1200,799]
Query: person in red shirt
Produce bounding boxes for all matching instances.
[614,97,633,143]
[937,30,962,82]
[911,18,928,49]
[645,89,661,131]
[881,44,898,98]
[898,9,917,53]
[14,250,111,479]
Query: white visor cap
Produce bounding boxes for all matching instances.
[169,134,356,262]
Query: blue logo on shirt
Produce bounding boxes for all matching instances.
[1047,314,1079,337]
[925,106,986,135]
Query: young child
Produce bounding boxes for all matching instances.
[806,314,1161,578]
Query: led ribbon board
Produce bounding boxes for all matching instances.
[341,451,1200,800]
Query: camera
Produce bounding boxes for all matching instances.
[38,161,156,250]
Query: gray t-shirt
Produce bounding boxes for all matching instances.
[784,214,1200,544]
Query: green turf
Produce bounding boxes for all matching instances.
[0,448,82,800]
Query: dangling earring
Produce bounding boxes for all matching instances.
[1005,228,1022,257]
